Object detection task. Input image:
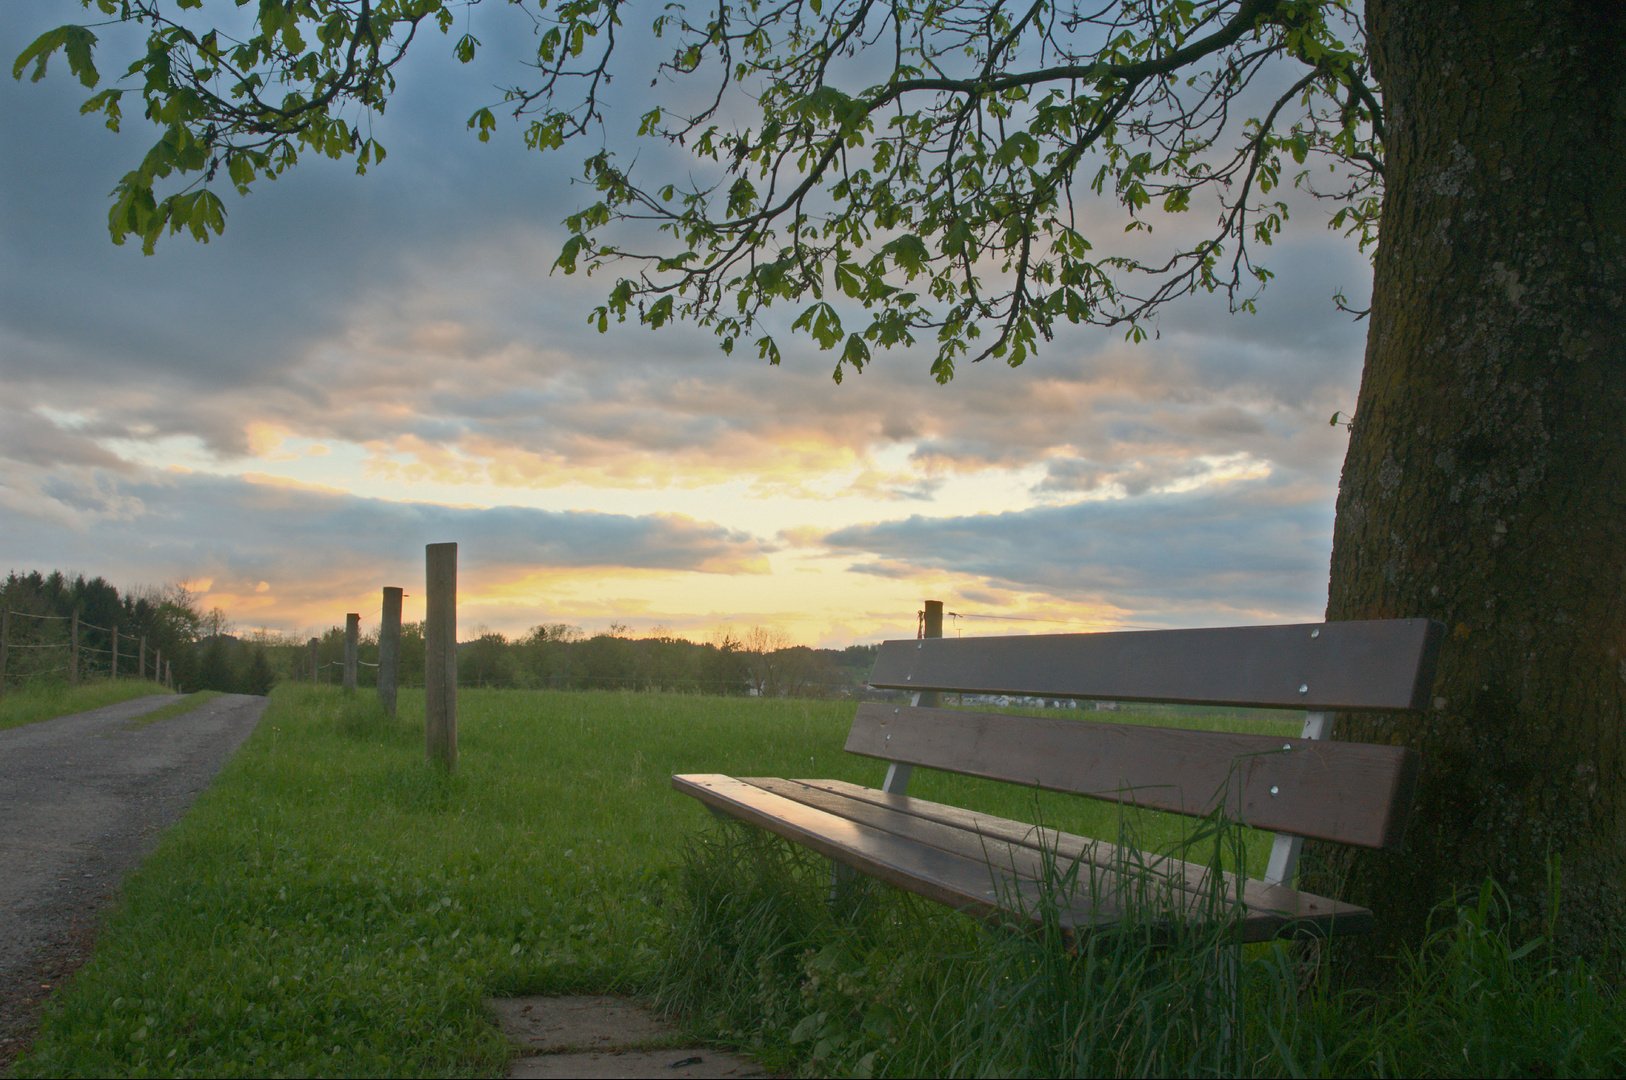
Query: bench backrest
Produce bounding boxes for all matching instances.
[858,620,1442,850]
[867,620,1441,711]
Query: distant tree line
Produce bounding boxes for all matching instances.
[0,569,273,695]
[278,621,880,699]
[3,569,881,699]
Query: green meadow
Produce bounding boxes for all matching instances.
[0,678,170,733]
[10,685,1624,1078]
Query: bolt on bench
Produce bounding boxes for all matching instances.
[673,619,1443,942]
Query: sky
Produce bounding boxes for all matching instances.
[0,2,1375,647]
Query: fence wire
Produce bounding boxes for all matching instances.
[2,606,170,692]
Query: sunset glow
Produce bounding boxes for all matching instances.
[0,2,1369,648]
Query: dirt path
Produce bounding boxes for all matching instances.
[0,692,267,1067]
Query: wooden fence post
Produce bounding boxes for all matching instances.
[918,600,943,708]
[111,626,120,679]
[70,608,80,687]
[139,636,146,682]
[154,647,161,686]
[308,638,319,683]
[343,613,359,692]
[378,586,403,718]
[425,543,458,772]
[165,659,172,691]
[921,599,943,640]
[0,608,8,700]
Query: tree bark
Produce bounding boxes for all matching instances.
[1314,0,1626,964]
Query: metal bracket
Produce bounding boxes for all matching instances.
[880,690,923,796]
[1261,710,1329,886]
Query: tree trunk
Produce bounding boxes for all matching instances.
[1313,0,1626,965]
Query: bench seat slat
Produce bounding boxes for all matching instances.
[771,777,1370,931]
[847,704,1418,849]
[675,774,1374,941]
[867,620,1443,712]
[674,773,1123,930]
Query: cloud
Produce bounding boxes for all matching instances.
[0,405,133,472]
[2,0,1367,510]
[2,22,1365,503]
[0,1,1373,645]
[1034,450,1271,498]
[0,467,774,629]
[777,525,826,547]
[820,475,1334,627]
[6,267,1360,508]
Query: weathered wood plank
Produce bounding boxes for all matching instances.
[676,774,1374,940]
[673,770,1372,943]
[674,773,1124,930]
[745,777,1192,920]
[867,620,1443,712]
[755,777,1371,935]
[845,705,1418,848]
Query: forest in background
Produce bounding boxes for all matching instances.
[281,621,880,699]
[0,570,274,695]
[0,569,879,698]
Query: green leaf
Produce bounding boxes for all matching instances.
[79,88,123,131]
[993,130,1040,168]
[791,302,843,349]
[183,189,227,241]
[654,251,697,272]
[645,295,674,327]
[726,177,757,218]
[833,262,864,299]
[553,234,587,274]
[227,152,256,191]
[789,1011,824,1044]
[840,333,870,374]
[939,218,976,258]
[13,25,99,88]
[884,234,929,278]
[468,107,497,143]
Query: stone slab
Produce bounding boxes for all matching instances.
[509,1049,771,1078]
[489,995,678,1052]
[488,995,776,1079]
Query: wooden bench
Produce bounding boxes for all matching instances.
[673,619,1442,943]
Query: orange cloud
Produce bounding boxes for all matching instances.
[240,472,354,495]
[777,525,826,548]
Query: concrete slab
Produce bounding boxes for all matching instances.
[488,995,776,1079]
[490,995,679,1052]
[509,1049,771,1078]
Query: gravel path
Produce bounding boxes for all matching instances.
[0,692,267,1065]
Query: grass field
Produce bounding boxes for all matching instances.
[10,684,1624,1078]
[0,678,169,733]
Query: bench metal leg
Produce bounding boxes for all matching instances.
[829,704,916,902]
[1262,711,1330,887]
[828,862,866,910]
[877,691,923,797]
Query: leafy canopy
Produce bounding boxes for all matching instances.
[15,0,1382,381]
